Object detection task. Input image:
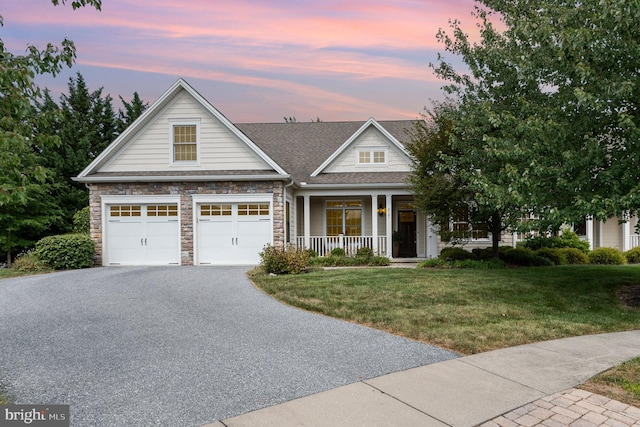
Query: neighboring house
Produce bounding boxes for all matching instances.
[75,79,640,266]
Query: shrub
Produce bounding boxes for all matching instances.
[34,234,95,270]
[535,247,567,265]
[260,244,311,274]
[588,247,626,265]
[521,229,590,252]
[330,247,346,257]
[624,247,640,264]
[369,256,391,266]
[355,247,374,261]
[12,251,49,272]
[499,247,553,267]
[311,253,391,267]
[561,248,590,265]
[440,247,476,261]
[73,206,91,234]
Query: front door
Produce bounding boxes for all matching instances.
[398,211,417,257]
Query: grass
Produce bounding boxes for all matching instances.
[251,264,640,406]
[251,265,640,354]
[0,267,53,279]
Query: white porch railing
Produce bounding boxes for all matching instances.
[631,235,640,249]
[295,235,388,257]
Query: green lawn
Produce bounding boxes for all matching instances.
[0,268,53,279]
[250,265,640,355]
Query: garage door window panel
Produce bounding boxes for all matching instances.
[110,205,141,217]
[147,205,178,217]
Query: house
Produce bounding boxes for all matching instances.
[75,79,640,266]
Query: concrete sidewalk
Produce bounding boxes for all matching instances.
[205,330,640,427]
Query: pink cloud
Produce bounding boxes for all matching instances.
[4,0,481,121]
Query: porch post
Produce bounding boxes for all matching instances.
[623,212,630,252]
[598,220,604,249]
[386,194,393,258]
[371,193,379,254]
[303,195,311,249]
[586,217,594,250]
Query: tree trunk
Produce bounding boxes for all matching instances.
[490,212,502,259]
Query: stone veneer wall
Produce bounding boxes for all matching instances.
[89,181,286,265]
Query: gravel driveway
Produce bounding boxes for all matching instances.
[0,267,458,426]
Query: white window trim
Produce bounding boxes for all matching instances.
[169,119,201,166]
[356,147,387,167]
[324,199,365,236]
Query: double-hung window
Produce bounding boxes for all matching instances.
[326,200,362,236]
[449,207,489,240]
[172,123,199,163]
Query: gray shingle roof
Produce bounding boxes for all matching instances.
[236,120,415,184]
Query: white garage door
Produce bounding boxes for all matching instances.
[106,204,180,265]
[197,202,272,265]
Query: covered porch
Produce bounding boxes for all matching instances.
[289,189,438,259]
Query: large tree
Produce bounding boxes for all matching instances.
[35,73,147,232]
[431,0,640,231]
[0,0,101,264]
[407,101,527,256]
[35,73,120,232]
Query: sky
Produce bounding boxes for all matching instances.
[3,0,480,123]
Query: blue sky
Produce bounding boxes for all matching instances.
[4,0,479,122]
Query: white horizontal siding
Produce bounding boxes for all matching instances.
[102,90,271,172]
[325,126,411,173]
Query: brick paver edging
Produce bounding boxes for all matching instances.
[481,388,640,427]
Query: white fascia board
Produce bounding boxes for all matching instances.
[310,118,411,177]
[298,182,409,191]
[295,185,412,197]
[74,174,291,183]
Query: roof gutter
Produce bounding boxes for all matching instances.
[298,182,408,190]
[73,174,292,184]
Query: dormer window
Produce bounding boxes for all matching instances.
[357,149,386,165]
[171,122,199,163]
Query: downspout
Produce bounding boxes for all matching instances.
[283,178,296,246]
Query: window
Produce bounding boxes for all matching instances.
[237,204,270,216]
[326,200,362,236]
[357,149,386,165]
[173,124,197,162]
[201,204,232,216]
[147,205,178,217]
[573,220,587,236]
[110,205,141,217]
[449,207,489,240]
